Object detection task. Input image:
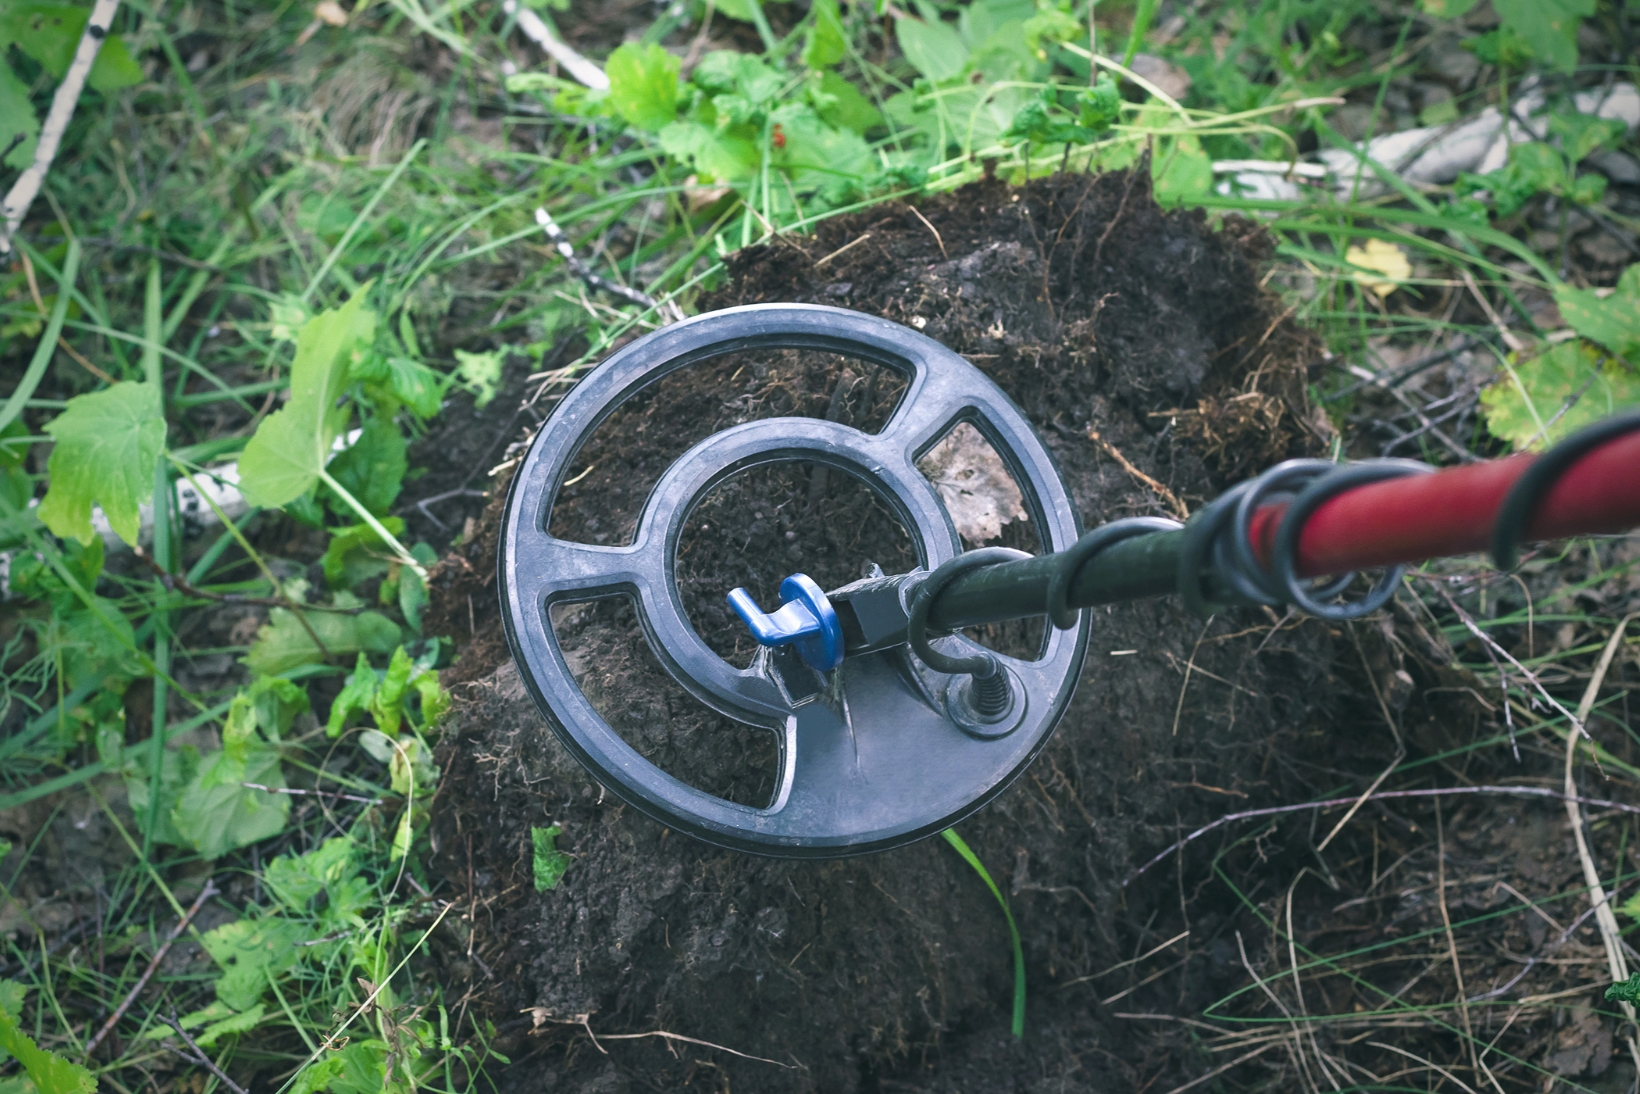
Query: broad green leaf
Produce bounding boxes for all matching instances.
[244,606,401,676]
[1548,112,1626,163]
[1555,264,1640,361]
[803,0,846,68]
[322,517,406,587]
[172,723,290,859]
[264,837,360,916]
[713,0,763,23]
[1480,340,1640,450]
[397,543,437,633]
[658,120,760,183]
[453,349,503,409]
[1493,0,1594,73]
[1153,132,1213,206]
[896,13,968,82]
[416,671,451,730]
[86,33,141,91]
[532,826,569,890]
[290,1037,389,1094]
[326,418,407,518]
[327,653,379,736]
[239,292,375,509]
[606,42,681,131]
[0,982,96,1094]
[1507,141,1566,195]
[36,381,164,545]
[201,917,306,1010]
[58,599,140,689]
[811,71,881,134]
[0,64,38,170]
[126,747,197,847]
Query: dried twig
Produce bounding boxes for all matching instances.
[1087,430,1189,520]
[526,1010,792,1067]
[1,0,121,252]
[501,0,607,89]
[1125,785,1640,886]
[1563,616,1640,1070]
[84,881,218,1056]
[241,783,383,805]
[534,207,683,322]
[158,1007,250,1094]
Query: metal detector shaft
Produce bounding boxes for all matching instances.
[922,425,1640,635]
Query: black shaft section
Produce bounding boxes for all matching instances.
[925,528,1227,631]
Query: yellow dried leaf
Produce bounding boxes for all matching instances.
[1345,239,1411,298]
[315,1,349,26]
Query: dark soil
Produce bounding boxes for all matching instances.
[422,169,1385,1092]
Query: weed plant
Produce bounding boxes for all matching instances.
[1,0,1638,1089]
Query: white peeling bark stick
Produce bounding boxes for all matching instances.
[0,0,122,254]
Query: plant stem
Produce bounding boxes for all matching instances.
[319,468,429,581]
[0,240,81,435]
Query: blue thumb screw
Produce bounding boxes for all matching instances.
[726,573,844,672]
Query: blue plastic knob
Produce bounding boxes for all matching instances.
[726,573,844,672]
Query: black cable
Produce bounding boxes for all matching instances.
[1044,517,1182,630]
[1491,408,1640,571]
[907,547,1031,717]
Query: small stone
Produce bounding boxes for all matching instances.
[1589,150,1640,185]
[1128,54,1191,101]
[1577,232,1636,266]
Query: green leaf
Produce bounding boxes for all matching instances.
[239,292,375,509]
[452,349,503,409]
[193,1003,268,1048]
[810,71,881,135]
[803,0,847,68]
[0,64,39,171]
[1507,141,1567,195]
[322,517,406,588]
[1555,264,1640,360]
[1493,0,1594,73]
[1608,972,1640,1003]
[36,381,164,545]
[248,675,310,740]
[606,42,681,131]
[531,826,569,891]
[1548,112,1626,163]
[896,13,968,82]
[326,417,407,518]
[372,646,415,736]
[171,707,290,859]
[1480,340,1640,450]
[86,33,142,91]
[0,981,97,1094]
[244,606,401,676]
[291,1038,389,1094]
[201,917,306,1010]
[397,543,436,633]
[1153,132,1214,207]
[327,653,379,737]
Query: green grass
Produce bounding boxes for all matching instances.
[1,0,1638,1089]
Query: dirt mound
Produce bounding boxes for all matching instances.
[425,169,1354,1092]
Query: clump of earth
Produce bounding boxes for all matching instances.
[422,169,1360,1092]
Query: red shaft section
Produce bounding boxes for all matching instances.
[1247,431,1640,578]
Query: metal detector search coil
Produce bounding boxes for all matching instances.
[498,304,1091,858]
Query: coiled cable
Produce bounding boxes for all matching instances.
[1180,457,1432,619]
[1044,517,1183,630]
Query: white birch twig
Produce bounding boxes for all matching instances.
[0,0,121,254]
[534,207,684,322]
[502,0,609,90]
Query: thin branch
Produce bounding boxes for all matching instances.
[84,881,218,1056]
[501,0,608,89]
[1,0,121,253]
[1125,785,1640,886]
[158,1008,250,1094]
